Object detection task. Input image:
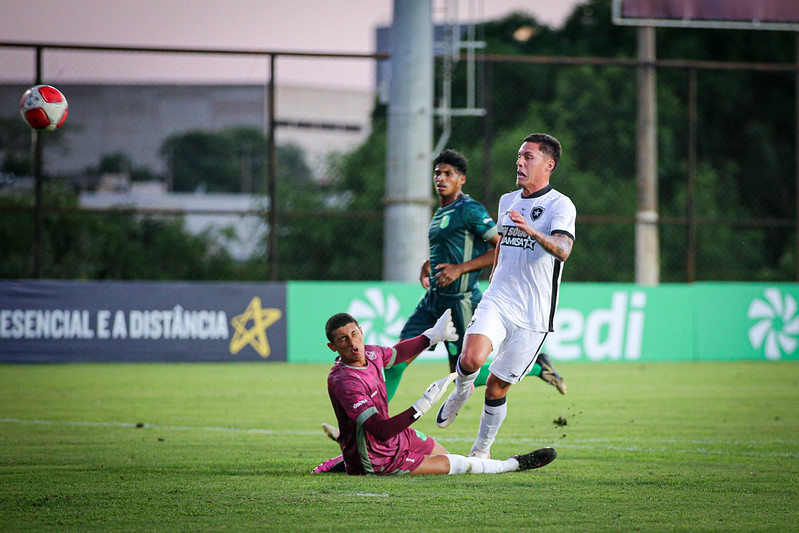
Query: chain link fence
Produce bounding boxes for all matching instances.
[0,41,796,282]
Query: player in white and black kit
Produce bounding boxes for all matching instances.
[436,133,576,459]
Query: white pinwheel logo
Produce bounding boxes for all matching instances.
[347,288,405,346]
[747,288,799,360]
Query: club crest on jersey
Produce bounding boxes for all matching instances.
[440,215,450,229]
[531,207,544,220]
[365,350,377,361]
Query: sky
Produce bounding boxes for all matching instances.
[1,0,583,89]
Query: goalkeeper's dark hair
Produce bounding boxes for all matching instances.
[523,133,562,172]
[434,149,467,176]
[325,313,359,342]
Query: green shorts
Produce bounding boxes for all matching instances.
[399,288,482,365]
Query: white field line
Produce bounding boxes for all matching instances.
[1,417,797,458]
[0,417,319,436]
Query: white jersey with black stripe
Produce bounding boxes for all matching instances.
[481,185,576,332]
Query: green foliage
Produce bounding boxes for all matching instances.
[96,152,133,174]
[0,117,33,175]
[433,0,795,282]
[0,117,68,176]
[265,114,388,280]
[1,361,797,531]
[161,126,270,193]
[83,151,160,183]
[0,183,238,280]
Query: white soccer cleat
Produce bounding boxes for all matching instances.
[435,384,474,428]
[469,449,490,459]
[322,423,340,442]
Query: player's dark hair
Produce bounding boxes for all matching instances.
[434,149,467,176]
[523,133,562,171]
[325,313,359,342]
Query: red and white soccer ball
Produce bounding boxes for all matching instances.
[20,85,69,131]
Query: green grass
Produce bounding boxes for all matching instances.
[1,361,798,532]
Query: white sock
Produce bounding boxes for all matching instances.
[454,359,479,396]
[472,397,507,456]
[446,454,518,475]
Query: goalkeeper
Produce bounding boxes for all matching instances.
[320,310,555,476]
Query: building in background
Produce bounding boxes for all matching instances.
[80,182,265,261]
[0,83,374,183]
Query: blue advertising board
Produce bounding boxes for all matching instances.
[0,281,286,362]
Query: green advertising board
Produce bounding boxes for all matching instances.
[544,283,694,362]
[694,283,799,361]
[287,282,799,363]
[287,281,429,363]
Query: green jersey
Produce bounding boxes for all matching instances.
[427,194,498,295]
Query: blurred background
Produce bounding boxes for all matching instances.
[0,0,796,283]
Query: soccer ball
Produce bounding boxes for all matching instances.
[20,85,69,131]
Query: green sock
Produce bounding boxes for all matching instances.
[473,362,542,387]
[384,361,408,402]
[474,364,491,387]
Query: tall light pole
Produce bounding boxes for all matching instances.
[383,0,434,281]
[635,26,660,285]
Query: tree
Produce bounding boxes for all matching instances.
[433,0,795,281]
[161,127,269,193]
[0,182,238,280]
[83,152,160,185]
[0,116,68,177]
[245,114,388,280]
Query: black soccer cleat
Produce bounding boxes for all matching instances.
[514,447,557,471]
[537,352,567,395]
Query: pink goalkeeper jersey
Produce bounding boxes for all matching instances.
[327,344,425,475]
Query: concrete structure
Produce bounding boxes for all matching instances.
[382,0,434,282]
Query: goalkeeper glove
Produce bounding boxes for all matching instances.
[412,372,457,419]
[423,308,459,346]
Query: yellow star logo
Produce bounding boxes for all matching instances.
[229,296,282,358]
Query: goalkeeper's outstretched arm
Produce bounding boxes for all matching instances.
[392,309,459,365]
[362,373,457,439]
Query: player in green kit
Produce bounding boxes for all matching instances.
[384,149,566,401]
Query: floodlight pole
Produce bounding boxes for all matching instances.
[635,27,660,285]
[383,0,434,281]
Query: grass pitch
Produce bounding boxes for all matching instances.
[1,360,797,532]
